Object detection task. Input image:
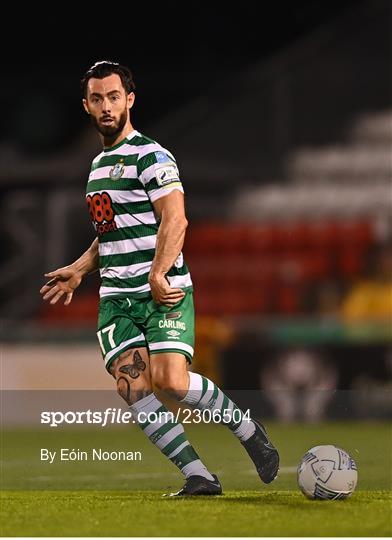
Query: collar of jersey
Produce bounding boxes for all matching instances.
[103,130,139,153]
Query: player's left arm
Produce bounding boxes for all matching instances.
[149,190,188,306]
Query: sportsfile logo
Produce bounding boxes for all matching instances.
[41,408,183,427]
[40,408,252,427]
[41,408,133,428]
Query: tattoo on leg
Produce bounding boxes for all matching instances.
[119,350,146,379]
[117,376,131,404]
[116,377,151,405]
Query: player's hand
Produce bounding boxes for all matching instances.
[39,266,83,306]
[149,272,185,307]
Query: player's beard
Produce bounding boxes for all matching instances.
[91,108,129,137]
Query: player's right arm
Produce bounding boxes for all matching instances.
[40,238,99,305]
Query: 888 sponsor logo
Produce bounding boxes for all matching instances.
[86,192,118,236]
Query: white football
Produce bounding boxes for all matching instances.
[297,444,358,500]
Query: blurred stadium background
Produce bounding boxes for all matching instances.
[1,0,391,423]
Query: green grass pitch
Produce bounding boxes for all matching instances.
[1,421,391,536]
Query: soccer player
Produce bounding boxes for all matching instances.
[40,61,279,496]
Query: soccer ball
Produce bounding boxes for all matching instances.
[297,444,358,500]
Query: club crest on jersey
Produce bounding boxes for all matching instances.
[109,161,125,180]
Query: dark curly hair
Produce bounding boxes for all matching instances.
[81,60,136,97]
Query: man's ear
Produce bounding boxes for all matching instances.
[128,92,135,110]
[82,98,90,114]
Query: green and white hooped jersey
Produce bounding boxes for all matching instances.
[86,130,193,299]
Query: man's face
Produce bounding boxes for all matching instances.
[83,74,134,137]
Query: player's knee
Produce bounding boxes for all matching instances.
[115,375,151,405]
[152,368,188,398]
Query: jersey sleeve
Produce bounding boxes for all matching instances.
[137,145,184,202]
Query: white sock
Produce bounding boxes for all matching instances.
[182,372,256,442]
[130,393,214,480]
